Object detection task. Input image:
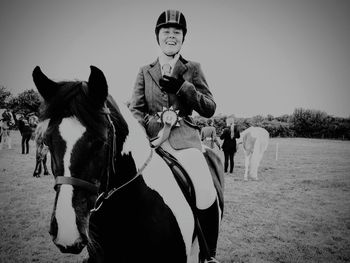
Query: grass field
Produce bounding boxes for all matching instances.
[1,132,350,263]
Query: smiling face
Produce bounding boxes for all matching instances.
[158,26,183,56]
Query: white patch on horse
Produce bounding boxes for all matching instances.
[119,103,151,169]
[55,117,86,247]
[143,154,195,260]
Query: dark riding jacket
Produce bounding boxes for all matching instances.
[220,126,240,153]
[129,56,216,150]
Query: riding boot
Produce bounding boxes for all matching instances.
[197,199,220,261]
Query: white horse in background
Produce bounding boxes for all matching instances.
[237,127,269,181]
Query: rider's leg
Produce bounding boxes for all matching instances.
[161,141,219,259]
[161,141,216,209]
[197,199,220,259]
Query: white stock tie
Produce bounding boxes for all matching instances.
[162,63,172,76]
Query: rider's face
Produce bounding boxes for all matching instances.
[158,27,183,56]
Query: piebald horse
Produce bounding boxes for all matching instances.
[32,66,223,263]
[237,127,269,181]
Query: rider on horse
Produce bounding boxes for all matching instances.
[129,10,220,262]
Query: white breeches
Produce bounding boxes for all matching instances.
[161,140,217,210]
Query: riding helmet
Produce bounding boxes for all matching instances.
[155,9,187,44]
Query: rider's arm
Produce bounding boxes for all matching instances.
[175,62,216,118]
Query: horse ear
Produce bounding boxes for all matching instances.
[32,66,58,101]
[88,66,108,107]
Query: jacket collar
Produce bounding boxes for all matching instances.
[148,55,188,88]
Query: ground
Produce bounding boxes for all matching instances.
[0,131,349,262]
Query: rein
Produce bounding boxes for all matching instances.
[91,149,153,212]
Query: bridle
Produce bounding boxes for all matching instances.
[53,99,153,213]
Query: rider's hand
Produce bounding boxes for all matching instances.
[159,75,185,94]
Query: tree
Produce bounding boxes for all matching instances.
[0,85,12,108]
[7,89,42,115]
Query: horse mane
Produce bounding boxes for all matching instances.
[34,119,50,142]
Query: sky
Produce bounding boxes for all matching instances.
[0,0,349,118]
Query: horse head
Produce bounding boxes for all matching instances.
[32,66,151,255]
[1,110,15,127]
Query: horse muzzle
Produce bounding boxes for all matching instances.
[54,238,86,254]
[50,216,88,254]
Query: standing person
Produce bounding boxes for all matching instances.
[220,117,240,174]
[201,119,220,150]
[129,9,220,262]
[18,115,32,154]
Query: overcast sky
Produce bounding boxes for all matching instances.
[1,0,349,117]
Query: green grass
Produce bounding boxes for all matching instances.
[1,133,349,262]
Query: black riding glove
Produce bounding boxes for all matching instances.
[159,75,185,94]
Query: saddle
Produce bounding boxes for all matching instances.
[155,146,224,217]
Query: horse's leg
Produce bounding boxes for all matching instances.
[43,155,49,175]
[33,160,41,177]
[250,140,261,180]
[243,151,250,181]
[8,131,12,149]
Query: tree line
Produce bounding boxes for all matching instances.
[0,86,41,116]
[194,108,350,140]
[1,86,349,140]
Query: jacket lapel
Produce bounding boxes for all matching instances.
[147,56,189,89]
[172,56,188,78]
[148,59,162,89]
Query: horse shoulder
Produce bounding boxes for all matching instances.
[142,154,195,257]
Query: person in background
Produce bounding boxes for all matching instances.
[128,9,220,262]
[220,117,240,174]
[201,118,220,150]
[17,115,32,154]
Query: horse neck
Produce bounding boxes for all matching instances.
[103,101,151,194]
[117,102,152,172]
